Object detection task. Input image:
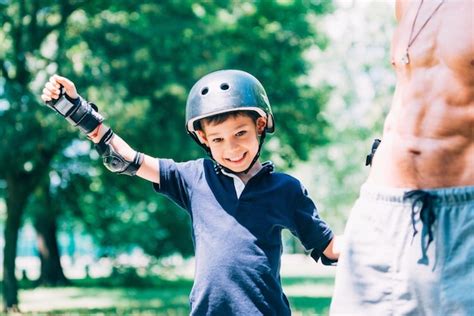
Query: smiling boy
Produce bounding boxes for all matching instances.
[41,69,341,315]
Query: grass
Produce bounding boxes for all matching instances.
[14,275,334,315]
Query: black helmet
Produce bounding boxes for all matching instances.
[185,69,275,138]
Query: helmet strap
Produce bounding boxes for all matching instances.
[242,130,266,174]
[211,131,266,175]
[191,130,267,175]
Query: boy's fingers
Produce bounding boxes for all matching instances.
[51,74,79,99]
[52,74,71,87]
[41,94,51,102]
[45,82,60,95]
[49,75,61,88]
[42,87,54,98]
[41,86,59,102]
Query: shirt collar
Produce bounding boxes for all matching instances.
[218,161,274,178]
[219,161,274,198]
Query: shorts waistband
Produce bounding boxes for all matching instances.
[360,183,474,205]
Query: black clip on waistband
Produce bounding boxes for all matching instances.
[365,138,381,166]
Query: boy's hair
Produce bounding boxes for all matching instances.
[195,110,261,132]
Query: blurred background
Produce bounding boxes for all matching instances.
[0,0,396,314]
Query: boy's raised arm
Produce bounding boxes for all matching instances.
[41,74,160,184]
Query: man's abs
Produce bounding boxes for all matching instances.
[368,132,473,188]
[368,94,473,188]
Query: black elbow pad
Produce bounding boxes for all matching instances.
[95,128,144,176]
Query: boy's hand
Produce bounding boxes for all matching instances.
[323,235,344,261]
[41,74,79,103]
[40,74,104,134]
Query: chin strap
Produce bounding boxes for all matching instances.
[242,130,266,174]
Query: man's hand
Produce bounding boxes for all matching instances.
[41,74,78,103]
[40,74,104,134]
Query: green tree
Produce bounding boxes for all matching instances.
[0,0,103,309]
[292,0,396,231]
[1,0,334,309]
[60,0,334,258]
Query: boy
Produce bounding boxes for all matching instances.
[41,69,341,315]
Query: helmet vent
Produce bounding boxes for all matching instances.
[201,87,209,95]
[220,83,230,90]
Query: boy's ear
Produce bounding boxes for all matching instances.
[196,130,209,146]
[256,117,267,135]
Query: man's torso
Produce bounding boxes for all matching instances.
[368,0,474,188]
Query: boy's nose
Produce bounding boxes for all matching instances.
[226,139,240,151]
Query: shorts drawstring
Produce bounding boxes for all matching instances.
[404,190,436,265]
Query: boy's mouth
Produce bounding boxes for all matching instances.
[225,152,247,164]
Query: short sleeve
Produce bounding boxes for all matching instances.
[153,159,203,211]
[290,182,334,264]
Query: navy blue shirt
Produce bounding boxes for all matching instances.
[153,158,334,315]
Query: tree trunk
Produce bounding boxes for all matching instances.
[0,1,81,310]
[33,182,69,286]
[2,152,55,311]
[3,177,28,312]
[35,218,69,286]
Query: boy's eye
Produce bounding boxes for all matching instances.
[211,138,223,143]
[235,130,247,137]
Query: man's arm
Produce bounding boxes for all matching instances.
[41,74,160,184]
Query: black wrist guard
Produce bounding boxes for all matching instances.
[46,87,103,134]
[95,128,144,176]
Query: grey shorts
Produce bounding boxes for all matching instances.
[330,184,474,316]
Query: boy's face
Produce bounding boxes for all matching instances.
[197,114,267,173]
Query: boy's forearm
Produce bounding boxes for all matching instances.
[88,124,160,183]
[88,124,107,144]
[88,124,135,160]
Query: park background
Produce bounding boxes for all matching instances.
[0,0,396,314]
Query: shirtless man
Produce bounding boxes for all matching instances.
[331,1,473,315]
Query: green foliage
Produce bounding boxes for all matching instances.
[1,0,335,260]
[70,1,335,257]
[291,1,396,230]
